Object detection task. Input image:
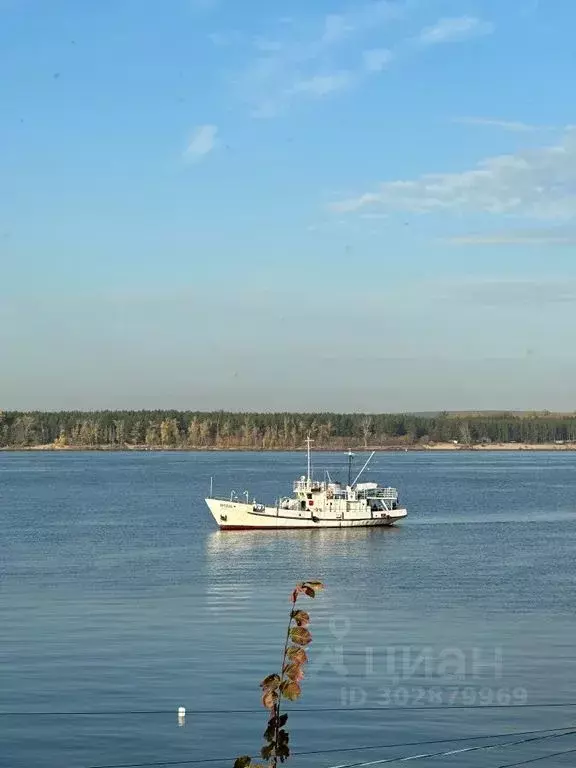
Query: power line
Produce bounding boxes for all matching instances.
[493,745,576,767]
[326,728,576,768]
[293,728,576,761]
[306,728,576,768]
[78,727,576,768]
[2,702,576,717]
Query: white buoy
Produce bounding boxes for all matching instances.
[177,706,186,727]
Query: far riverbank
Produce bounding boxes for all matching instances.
[2,442,576,452]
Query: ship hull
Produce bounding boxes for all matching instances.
[205,498,407,530]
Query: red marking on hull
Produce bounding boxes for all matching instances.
[219,525,320,530]
[218,523,395,531]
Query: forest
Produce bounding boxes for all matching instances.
[1,410,576,449]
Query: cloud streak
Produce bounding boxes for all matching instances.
[183,125,218,162]
[417,16,494,45]
[236,1,403,117]
[230,6,495,118]
[363,48,394,72]
[331,127,576,220]
[289,72,353,97]
[453,117,543,132]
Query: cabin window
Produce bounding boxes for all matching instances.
[307,493,312,500]
[300,500,306,511]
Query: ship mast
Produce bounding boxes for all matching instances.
[306,435,314,482]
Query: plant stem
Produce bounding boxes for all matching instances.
[271,597,296,768]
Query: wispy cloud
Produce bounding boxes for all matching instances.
[363,48,394,72]
[253,37,284,53]
[208,30,244,47]
[228,6,495,118]
[418,16,494,45]
[453,117,542,132]
[235,1,404,117]
[445,230,576,246]
[322,1,404,42]
[289,71,354,97]
[322,13,355,44]
[183,125,218,162]
[331,127,576,220]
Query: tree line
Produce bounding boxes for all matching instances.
[1,410,576,449]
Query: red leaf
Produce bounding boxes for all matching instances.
[291,585,305,603]
[262,690,278,710]
[283,662,305,682]
[304,580,325,591]
[290,626,312,645]
[291,610,310,627]
[280,680,301,701]
[260,673,281,691]
[286,646,308,664]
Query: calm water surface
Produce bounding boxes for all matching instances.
[1,451,576,768]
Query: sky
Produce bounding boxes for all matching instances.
[1,0,575,412]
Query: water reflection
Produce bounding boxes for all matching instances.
[205,526,401,561]
[203,527,403,606]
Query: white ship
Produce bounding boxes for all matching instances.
[205,439,407,530]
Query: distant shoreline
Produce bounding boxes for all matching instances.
[2,442,576,453]
[3,412,575,453]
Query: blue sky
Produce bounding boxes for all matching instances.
[1,0,575,411]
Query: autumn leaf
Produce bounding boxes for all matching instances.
[277,729,289,746]
[291,609,310,627]
[261,743,274,760]
[260,673,281,691]
[290,626,312,645]
[280,680,301,701]
[283,662,304,682]
[277,728,290,760]
[291,585,306,603]
[299,580,324,598]
[286,646,308,664]
[277,735,290,762]
[264,712,288,741]
[262,690,278,710]
[263,721,275,742]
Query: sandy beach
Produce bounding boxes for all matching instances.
[3,442,576,452]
